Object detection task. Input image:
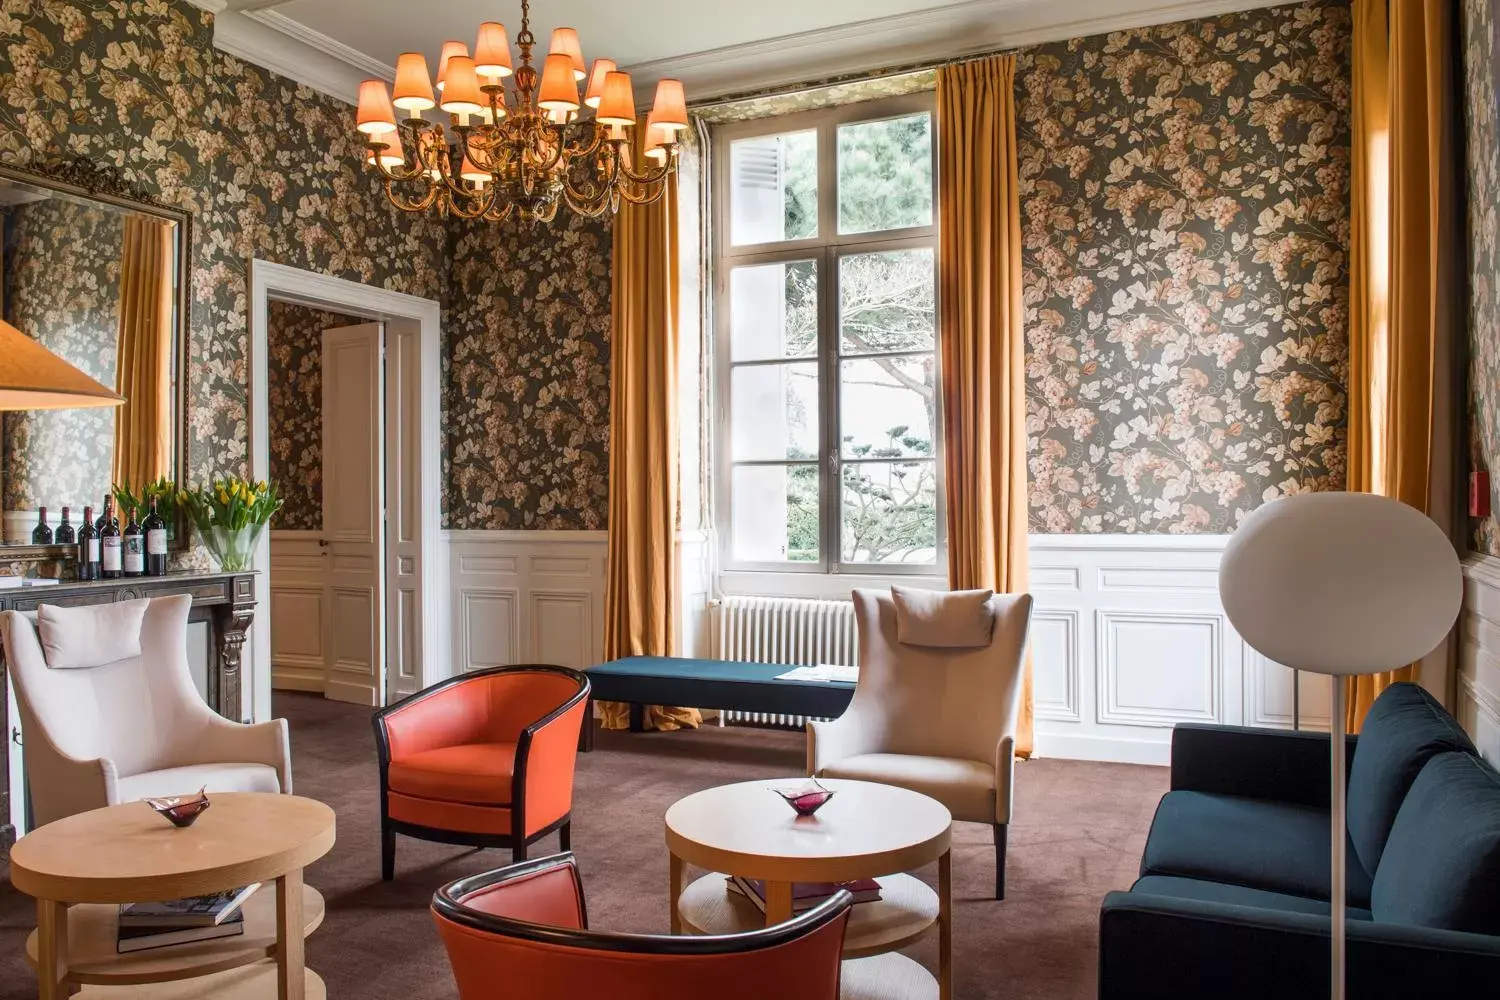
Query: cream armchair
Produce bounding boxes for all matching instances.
[808,587,1033,900]
[1,593,291,829]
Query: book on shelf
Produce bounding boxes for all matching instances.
[725,875,882,914]
[118,884,261,929]
[115,912,245,954]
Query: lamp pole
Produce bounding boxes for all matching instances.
[1329,675,1346,1000]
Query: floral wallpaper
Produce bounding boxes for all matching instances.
[444,213,612,529]
[1018,0,1352,533]
[1463,0,1500,556]
[1,197,122,516]
[0,0,447,552]
[267,300,362,532]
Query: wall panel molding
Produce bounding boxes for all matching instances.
[1461,553,1500,762]
[448,532,608,677]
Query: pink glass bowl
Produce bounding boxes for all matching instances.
[145,787,211,828]
[771,779,836,817]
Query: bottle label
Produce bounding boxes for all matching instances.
[146,529,167,555]
[102,537,122,572]
[124,536,144,573]
[87,539,100,562]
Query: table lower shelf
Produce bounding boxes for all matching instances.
[841,953,937,1000]
[72,963,324,999]
[25,886,325,986]
[677,873,938,959]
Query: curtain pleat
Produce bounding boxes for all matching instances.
[1344,0,1458,730]
[112,213,173,490]
[600,146,700,733]
[936,56,1033,757]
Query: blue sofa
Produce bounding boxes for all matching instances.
[1099,683,1500,998]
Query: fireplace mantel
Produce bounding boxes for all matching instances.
[0,571,256,851]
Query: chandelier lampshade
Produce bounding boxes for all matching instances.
[435,41,469,91]
[584,58,616,108]
[356,80,398,134]
[474,22,513,81]
[537,53,581,111]
[439,56,484,117]
[354,0,685,224]
[651,79,689,133]
[549,27,586,79]
[392,53,436,112]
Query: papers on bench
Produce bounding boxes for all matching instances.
[775,664,858,683]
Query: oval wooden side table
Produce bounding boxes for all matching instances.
[665,778,952,1000]
[8,792,336,1000]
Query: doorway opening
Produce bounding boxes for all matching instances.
[248,261,446,721]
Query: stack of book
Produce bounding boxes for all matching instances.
[725,875,881,914]
[115,884,260,954]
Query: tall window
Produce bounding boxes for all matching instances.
[712,95,939,573]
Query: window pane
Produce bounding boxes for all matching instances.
[840,356,935,460]
[731,362,819,461]
[837,113,932,234]
[730,260,817,362]
[841,461,937,564]
[839,248,935,354]
[730,130,817,245]
[732,464,819,562]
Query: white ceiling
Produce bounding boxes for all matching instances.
[198,0,1291,104]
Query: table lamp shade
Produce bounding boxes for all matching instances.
[0,319,124,410]
[1219,492,1461,677]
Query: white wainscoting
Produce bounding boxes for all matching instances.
[270,530,328,694]
[1028,534,1327,765]
[445,530,608,677]
[1459,553,1500,763]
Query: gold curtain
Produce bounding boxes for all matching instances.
[112,214,174,489]
[600,146,700,733]
[936,56,1033,757]
[1344,0,1458,729]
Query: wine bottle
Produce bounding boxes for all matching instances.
[143,497,168,576]
[100,497,122,579]
[31,507,52,544]
[77,505,100,581]
[54,506,75,545]
[122,505,144,577]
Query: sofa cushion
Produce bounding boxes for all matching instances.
[1347,682,1476,873]
[1370,752,1500,933]
[1131,875,1374,920]
[117,762,281,801]
[1142,790,1373,907]
[36,598,148,669]
[890,586,994,648]
[387,742,516,805]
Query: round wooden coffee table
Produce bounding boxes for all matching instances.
[8,792,336,1000]
[665,778,951,1000]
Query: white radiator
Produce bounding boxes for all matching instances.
[715,595,857,728]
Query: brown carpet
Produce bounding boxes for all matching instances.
[0,694,1166,999]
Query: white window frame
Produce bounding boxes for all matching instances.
[710,93,944,577]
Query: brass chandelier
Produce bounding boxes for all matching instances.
[354,0,687,224]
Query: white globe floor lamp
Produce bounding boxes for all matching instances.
[1218,493,1462,1000]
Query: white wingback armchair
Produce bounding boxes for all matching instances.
[808,587,1033,899]
[1,594,291,829]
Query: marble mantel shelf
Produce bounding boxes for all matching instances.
[0,570,257,852]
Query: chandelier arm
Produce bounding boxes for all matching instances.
[482,199,516,224]
[614,145,678,186]
[560,120,606,159]
[562,183,613,217]
[382,177,440,213]
[616,177,670,206]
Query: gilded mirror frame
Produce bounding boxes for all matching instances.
[0,156,192,562]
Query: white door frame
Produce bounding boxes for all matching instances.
[248,259,448,722]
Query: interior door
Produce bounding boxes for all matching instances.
[320,322,386,705]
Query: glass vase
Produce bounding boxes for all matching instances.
[201,522,267,572]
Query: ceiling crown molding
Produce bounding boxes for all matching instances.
[190,0,1289,109]
[208,8,379,104]
[624,0,1287,100]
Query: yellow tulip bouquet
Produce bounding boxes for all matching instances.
[178,476,283,572]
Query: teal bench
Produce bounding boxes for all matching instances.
[581,656,855,750]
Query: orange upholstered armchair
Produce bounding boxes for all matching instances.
[372,665,590,881]
[433,853,853,1000]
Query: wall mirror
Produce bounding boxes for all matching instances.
[0,160,190,559]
